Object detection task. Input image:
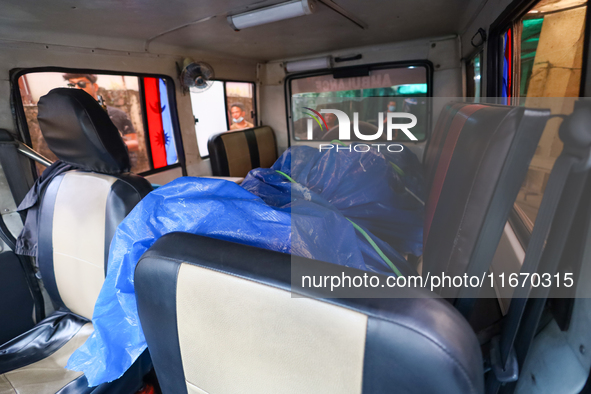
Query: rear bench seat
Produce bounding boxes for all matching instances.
[208,126,277,178]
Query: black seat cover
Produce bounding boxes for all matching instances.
[37,88,130,174]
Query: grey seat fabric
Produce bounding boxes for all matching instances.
[0,88,152,393]
[135,232,484,394]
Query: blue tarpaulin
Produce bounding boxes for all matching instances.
[67,144,424,386]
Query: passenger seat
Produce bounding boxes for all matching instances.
[421,103,549,314]
[0,88,152,393]
[136,232,484,394]
[208,126,277,177]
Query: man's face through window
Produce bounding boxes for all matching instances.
[230,106,245,122]
[324,112,337,129]
[67,77,98,99]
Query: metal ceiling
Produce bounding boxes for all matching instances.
[0,0,476,61]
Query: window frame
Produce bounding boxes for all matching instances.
[9,66,187,178]
[486,0,591,98]
[192,78,258,159]
[284,60,434,146]
[486,0,591,244]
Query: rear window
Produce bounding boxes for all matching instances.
[16,71,181,175]
[288,64,430,141]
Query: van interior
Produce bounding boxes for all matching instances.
[1,0,591,393]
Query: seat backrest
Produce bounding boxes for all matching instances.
[208,126,277,177]
[136,232,484,394]
[422,103,549,301]
[36,88,152,319]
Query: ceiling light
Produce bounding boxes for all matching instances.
[228,0,317,30]
[285,56,332,73]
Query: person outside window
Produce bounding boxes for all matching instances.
[229,102,254,130]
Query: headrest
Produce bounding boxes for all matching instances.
[37,88,130,174]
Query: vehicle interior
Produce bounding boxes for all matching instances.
[1,0,591,393]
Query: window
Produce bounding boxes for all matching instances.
[190,81,256,157]
[466,51,483,101]
[287,64,431,141]
[502,28,514,103]
[493,0,587,226]
[16,71,181,175]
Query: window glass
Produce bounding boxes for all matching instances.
[512,0,587,225]
[466,52,482,101]
[191,81,228,157]
[17,72,179,174]
[289,66,429,141]
[143,77,179,169]
[226,82,255,131]
[502,28,513,104]
[190,81,256,157]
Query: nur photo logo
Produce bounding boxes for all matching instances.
[302,107,418,141]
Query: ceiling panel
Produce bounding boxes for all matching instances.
[0,0,470,61]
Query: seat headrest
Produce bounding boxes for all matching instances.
[37,88,130,174]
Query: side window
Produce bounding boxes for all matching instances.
[465,51,483,101]
[226,82,256,131]
[190,81,256,157]
[288,65,430,141]
[16,72,181,175]
[496,0,587,227]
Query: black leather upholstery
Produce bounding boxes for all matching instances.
[103,173,153,273]
[422,104,549,304]
[136,246,185,394]
[136,232,484,394]
[0,252,39,344]
[0,310,88,374]
[0,309,151,393]
[37,88,130,174]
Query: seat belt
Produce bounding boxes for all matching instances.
[455,108,549,316]
[0,129,38,206]
[0,208,45,323]
[487,101,591,393]
[0,210,17,251]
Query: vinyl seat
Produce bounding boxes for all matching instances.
[0,88,153,393]
[136,232,485,394]
[208,126,277,177]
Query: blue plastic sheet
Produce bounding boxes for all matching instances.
[242,144,425,256]
[67,144,425,386]
[67,178,291,385]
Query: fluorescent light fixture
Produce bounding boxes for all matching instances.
[285,56,332,73]
[228,0,317,30]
